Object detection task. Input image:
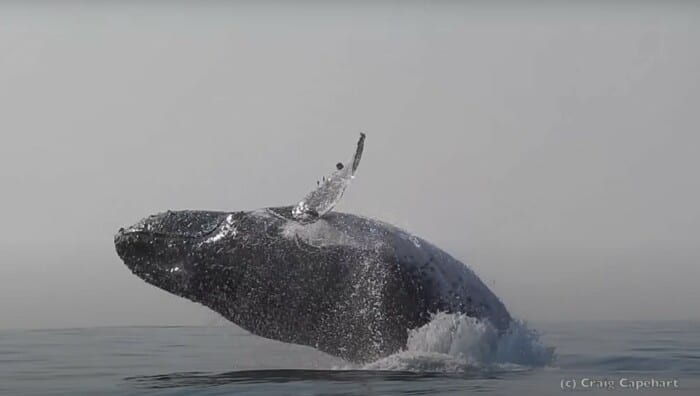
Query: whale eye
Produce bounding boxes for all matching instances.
[336,162,344,170]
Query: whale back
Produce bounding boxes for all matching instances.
[271,206,512,332]
[236,206,512,361]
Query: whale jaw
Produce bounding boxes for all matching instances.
[114,210,245,304]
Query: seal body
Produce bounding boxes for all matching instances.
[115,206,511,362]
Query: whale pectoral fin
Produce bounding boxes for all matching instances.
[351,132,365,173]
[292,133,366,221]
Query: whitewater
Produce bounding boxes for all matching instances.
[355,312,554,372]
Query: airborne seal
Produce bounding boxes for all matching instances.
[114,134,511,362]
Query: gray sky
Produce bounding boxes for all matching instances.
[1,2,699,330]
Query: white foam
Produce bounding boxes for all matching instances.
[362,312,554,372]
[281,219,360,248]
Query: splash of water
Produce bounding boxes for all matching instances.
[362,312,555,372]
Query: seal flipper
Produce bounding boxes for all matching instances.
[292,133,366,221]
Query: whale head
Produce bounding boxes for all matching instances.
[114,210,255,305]
[113,208,337,347]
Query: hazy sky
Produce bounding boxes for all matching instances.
[1,2,698,330]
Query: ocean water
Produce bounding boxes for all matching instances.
[2,318,699,395]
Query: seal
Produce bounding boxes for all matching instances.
[114,134,511,362]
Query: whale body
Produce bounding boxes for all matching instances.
[114,134,512,362]
[114,206,511,362]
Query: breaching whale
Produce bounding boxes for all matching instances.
[114,134,511,362]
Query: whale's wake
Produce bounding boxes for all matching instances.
[357,313,554,373]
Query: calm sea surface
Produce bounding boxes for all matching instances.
[2,321,699,395]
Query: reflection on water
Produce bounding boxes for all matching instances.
[126,369,502,388]
[125,369,514,395]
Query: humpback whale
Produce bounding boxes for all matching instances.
[114,134,511,362]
